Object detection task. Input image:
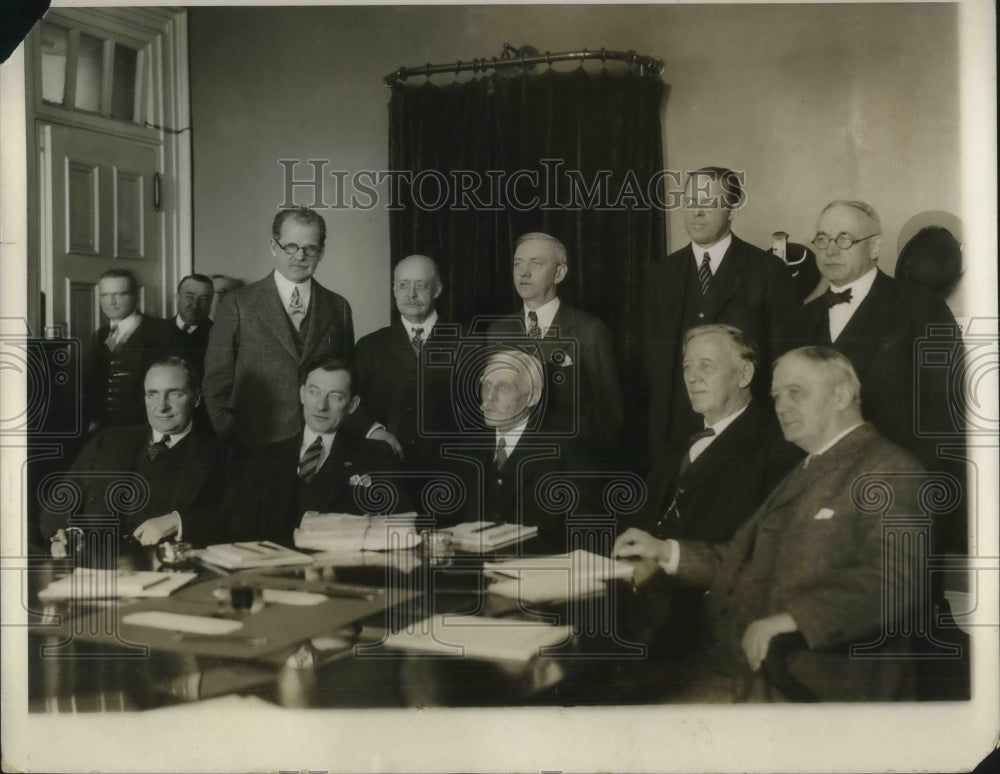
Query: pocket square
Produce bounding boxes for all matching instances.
[349,474,372,487]
[813,507,835,520]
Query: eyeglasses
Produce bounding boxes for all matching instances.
[812,233,878,251]
[274,237,322,259]
[394,280,433,293]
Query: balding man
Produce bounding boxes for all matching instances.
[802,200,960,473]
[351,255,457,462]
[616,347,925,701]
[488,232,624,455]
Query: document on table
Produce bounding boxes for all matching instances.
[445,521,538,551]
[293,512,422,552]
[196,541,314,569]
[484,549,635,602]
[382,614,572,661]
[38,569,197,600]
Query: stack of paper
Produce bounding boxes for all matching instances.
[382,614,571,661]
[292,512,422,552]
[484,549,635,603]
[446,521,538,552]
[197,541,313,570]
[38,569,197,600]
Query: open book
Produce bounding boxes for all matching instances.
[292,512,422,552]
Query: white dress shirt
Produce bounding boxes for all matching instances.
[688,402,749,464]
[495,418,530,459]
[273,270,312,317]
[524,296,561,336]
[175,314,200,334]
[151,422,193,449]
[827,266,878,342]
[403,310,438,341]
[108,311,142,346]
[690,232,733,277]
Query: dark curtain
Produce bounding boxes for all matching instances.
[388,68,667,457]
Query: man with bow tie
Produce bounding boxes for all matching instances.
[350,255,456,463]
[802,200,960,473]
[616,347,925,701]
[44,357,226,554]
[645,167,804,458]
[85,268,173,431]
[204,207,395,453]
[224,357,399,546]
[487,232,624,455]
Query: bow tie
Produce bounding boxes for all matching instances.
[822,287,853,308]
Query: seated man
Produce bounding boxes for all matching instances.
[615,346,924,702]
[226,357,399,546]
[637,324,802,654]
[43,356,226,555]
[459,345,592,554]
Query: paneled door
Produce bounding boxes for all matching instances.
[42,123,160,339]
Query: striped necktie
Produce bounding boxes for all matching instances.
[527,311,542,339]
[298,436,324,482]
[410,326,424,356]
[147,434,171,462]
[698,252,713,295]
[288,287,305,331]
[105,324,120,352]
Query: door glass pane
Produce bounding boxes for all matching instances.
[110,43,139,121]
[75,33,104,113]
[40,23,69,105]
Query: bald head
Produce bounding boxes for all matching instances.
[393,254,442,324]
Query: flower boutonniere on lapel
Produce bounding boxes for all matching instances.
[349,473,372,487]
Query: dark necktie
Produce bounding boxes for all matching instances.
[147,434,171,462]
[678,427,716,476]
[527,311,542,340]
[105,324,120,352]
[298,436,324,483]
[822,287,853,308]
[494,437,508,470]
[698,252,713,295]
[410,326,424,356]
[661,427,717,531]
[182,323,194,335]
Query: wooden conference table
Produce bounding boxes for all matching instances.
[27,541,662,711]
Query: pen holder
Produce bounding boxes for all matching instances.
[226,582,265,615]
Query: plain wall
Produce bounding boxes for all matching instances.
[190,4,960,337]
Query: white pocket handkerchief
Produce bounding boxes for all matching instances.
[814,507,835,521]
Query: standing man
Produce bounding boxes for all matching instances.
[646,167,803,457]
[488,232,624,455]
[204,207,360,448]
[352,255,457,462]
[616,347,924,702]
[168,273,215,374]
[44,356,226,553]
[85,268,171,431]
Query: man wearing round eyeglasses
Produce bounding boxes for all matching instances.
[803,199,961,479]
[203,207,359,449]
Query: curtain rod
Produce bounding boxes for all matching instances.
[384,43,664,87]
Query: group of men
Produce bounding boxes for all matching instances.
[40,165,964,702]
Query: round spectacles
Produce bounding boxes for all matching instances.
[812,233,878,251]
[394,280,433,293]
[274,237,322,259]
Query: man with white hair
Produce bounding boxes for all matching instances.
[616,346,924,701]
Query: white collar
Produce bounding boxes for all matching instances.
[704,400,749,435]
[151,421,193,448]
[828,265,878,299]
[273,270,312,310]
[811,421,865,457]
[495,417,530,455]
[524,296,561,333]
[110,311,142,340]
[690,232,733,275]
[401,310,438,339]
[301,427,336,465]
[175,314,200,333]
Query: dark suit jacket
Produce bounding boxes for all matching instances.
[488,302,624,455]
[676,424,924,701]
[203,273,355,447]
[165,319,213,375]
[803,269,960,471]
[226,431,399,546]
[644,400,803,544]
[352,320,459,461]
[86,315,173,428]
[38,423,226,546]
[646,235,804,456]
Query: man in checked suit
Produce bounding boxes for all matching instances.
[646,167,803,458]
[352,255,457,463]
[616,347,924,702]
[44,357,226,554]
[225,357,399,546]
[488,232,623,455]
[204,207,396,451]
